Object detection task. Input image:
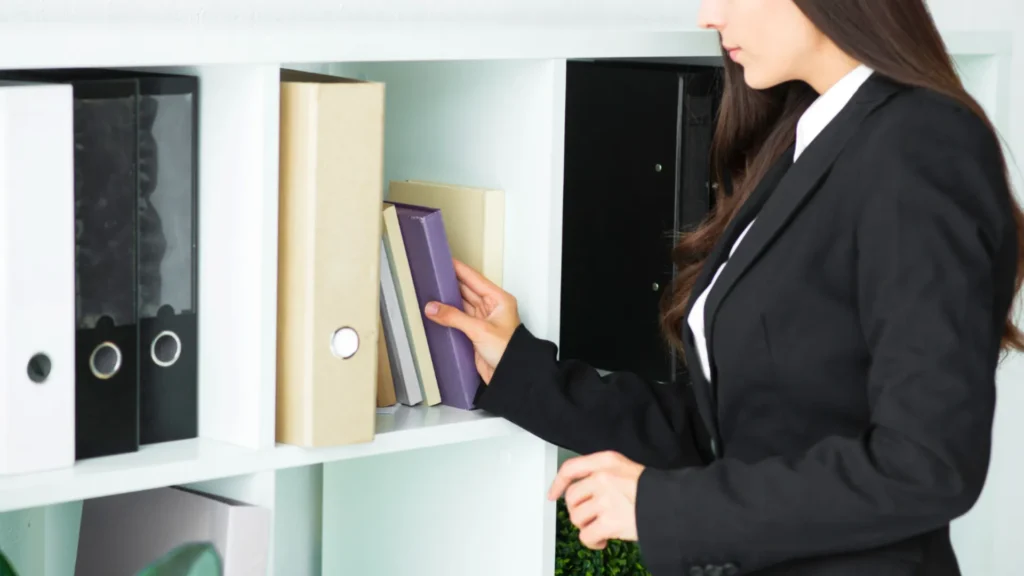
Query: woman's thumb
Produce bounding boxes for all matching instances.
[424,301,479,337]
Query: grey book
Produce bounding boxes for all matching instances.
[380,239,424,406]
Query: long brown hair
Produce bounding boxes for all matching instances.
[660,0,1024,356]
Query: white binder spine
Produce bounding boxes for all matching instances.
[0,82,76,475]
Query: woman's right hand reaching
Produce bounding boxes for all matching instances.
[423,259,521,384]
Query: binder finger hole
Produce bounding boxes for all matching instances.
[330,327,359,359]
[151,330,182,368]
[27,353,52,384]
[89,342,122,380]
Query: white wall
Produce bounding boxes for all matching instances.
[928,3,1024,576]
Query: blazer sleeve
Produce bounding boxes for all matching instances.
[475,323,707,469]
[633,107,1016,574]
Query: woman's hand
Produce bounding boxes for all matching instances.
[548,451,646,550]
[423,258,521,384]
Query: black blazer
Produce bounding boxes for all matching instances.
[475,73,1020,576]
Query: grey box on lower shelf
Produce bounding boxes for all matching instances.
[74,485,271,576]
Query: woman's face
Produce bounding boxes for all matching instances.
[697,0,826,90]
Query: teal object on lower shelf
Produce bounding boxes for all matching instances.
[0,551,15,576]
[0,543,221,576]
[555,499,652,576]
[136,542,222,576]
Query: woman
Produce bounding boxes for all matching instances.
[425,0,1024,574]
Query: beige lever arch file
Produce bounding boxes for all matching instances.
[276,69,384,447]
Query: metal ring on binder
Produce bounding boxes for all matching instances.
[151,330,182,368]
[89,341,122,380]
[330,327,359,359]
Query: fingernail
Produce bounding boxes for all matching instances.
[425,302,439,315]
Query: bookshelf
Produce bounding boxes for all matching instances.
[0,406,515,513]
[0,11,1014,576]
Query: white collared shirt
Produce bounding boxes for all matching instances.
[685,64,874,382]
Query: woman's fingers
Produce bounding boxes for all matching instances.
[463,300,479,319]
[423,301,483,339]
[459,281,485,311]
[453,258,506,302]
[578,519,609,550]
[568,494,601,530]
[563,475,596,509]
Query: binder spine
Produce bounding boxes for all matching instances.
[277,73,384,447]
[134,74,199,445]
[71,77,142,459]
[0,83,76,475]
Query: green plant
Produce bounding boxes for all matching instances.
[555,498,653,576]
[136,542,222,576]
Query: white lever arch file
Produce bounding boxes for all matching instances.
[0,81,75,475]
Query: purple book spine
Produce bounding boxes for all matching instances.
[390,202,481,409]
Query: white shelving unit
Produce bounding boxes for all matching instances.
[0,9,1015,576]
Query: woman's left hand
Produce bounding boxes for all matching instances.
[547,451,646,550]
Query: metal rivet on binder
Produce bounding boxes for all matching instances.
[330,327,360,359]
[27,353,51,384]
[151,330,182,368]
[89,342,122,380]
[654,163,663,172]
[652,282,660,291]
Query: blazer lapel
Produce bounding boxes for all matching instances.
[680,143,794,446]
[686,148,794,314]
[702,75,905,389]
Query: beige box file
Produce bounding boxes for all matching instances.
[387,180,505,287]
[277,69,385,447]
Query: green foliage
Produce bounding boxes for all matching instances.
[135,542,222,576]
[554,499,653,576]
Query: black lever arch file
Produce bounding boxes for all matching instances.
[132,72,199,445]
[68,76,142,459]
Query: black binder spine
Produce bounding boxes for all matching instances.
[71,77,142,459]
[133,73,199,445]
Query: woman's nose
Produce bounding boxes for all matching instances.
[697,0,726,30]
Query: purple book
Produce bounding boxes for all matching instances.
[389,201,481,410]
